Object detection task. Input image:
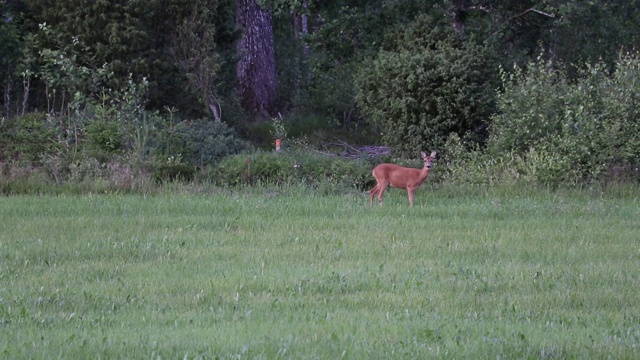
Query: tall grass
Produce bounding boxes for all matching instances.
[1,186,638,358]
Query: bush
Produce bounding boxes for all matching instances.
[154,119,251,168]
[152,155,196,183]
[488,52,640,184]
[0,112,61,163]
[488,57,570,155]
[212,150,374,191]
[86,119,125,155]
[355,15,494,154]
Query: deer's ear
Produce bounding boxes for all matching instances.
[430,151,437,158]
[420,151,427,158]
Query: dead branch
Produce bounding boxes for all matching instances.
[487,7,555,41]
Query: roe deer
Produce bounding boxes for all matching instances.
[369,151,437,206]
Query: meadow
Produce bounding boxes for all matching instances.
[1,185,639,359]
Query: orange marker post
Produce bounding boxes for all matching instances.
[275,139,281,152]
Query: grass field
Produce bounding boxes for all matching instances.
[1,186,639,359]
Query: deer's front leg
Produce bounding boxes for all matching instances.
[407,188,416,206]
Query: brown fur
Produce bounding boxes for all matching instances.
[369,151,436,206]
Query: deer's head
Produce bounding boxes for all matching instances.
[421,151,437,169]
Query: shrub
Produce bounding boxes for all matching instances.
[1,112,60,163]
[0,161,51,195]
[488,52,640,184]
[86,119,126,155]
[439,133,579,187]
[488,57,570,155]
[212,150,373,191]
[152,155,196,183]
[154,119,251,168]
[355,15,494,154]
[307,63,360,127]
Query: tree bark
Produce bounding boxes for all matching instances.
[236,0,278,120]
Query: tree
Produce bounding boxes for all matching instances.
[22,0,153,88]
[547,1,640,76]
[355,15,493,154]
[170,0,223,121]
[0,1,22,117]
[236,0,278,120]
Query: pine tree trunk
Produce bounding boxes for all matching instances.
[236,0,278,120]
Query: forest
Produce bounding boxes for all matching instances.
[1,0,640,192]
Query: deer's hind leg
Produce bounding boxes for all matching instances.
[369,185,379,206]
[371,182,388,205]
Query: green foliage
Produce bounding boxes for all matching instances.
[0,164,52,195]
[5,0,640,190]
[213,150,373,191]
[4,0,640,126]
[35,74,156,167]
[154,119,251,169]
[152,154,196,183]
[355,15,494,154]
[440,134,574,187]
[303,0,427,126]
[602,53,640,165]
[551,2,640,77]
[0,156,153,195]
[0,112,60,162]
[489,58,565,154]
[0,63,252,188]
[305,63,360,127]
[16,0,228,115]
[269,115,288,142]
[170,0,223,116]
[488,52,640,184]
[85,120,125,155]
[0,3,21,114]
[17,22,113,117]
[149,116,251,183]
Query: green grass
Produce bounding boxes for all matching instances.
[1,186,639,359]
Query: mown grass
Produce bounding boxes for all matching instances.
[1,185,639,359]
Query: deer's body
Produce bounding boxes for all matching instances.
[369,151,436,206]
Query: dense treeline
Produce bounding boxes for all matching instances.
[1,0,639,191]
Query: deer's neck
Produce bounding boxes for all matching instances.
[418,166,430,180]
